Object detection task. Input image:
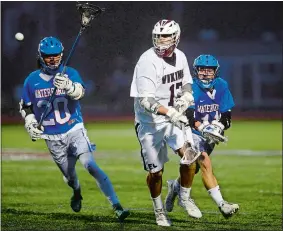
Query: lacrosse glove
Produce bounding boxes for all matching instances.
[24,114,44,140]
[166,107,188,129]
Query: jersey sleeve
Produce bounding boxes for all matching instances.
[219,85,235,112]
[21,77,32,106]
[182,54,193,86]
[135,60,157,97]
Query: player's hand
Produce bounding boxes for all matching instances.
[211,120,225,131]
[197,121,210,132]
[53,73,73,91]
[166,107,188,129]
[197,121,216,144]
[174,98,189,113]
[24,114,44,140]
[199,120,227,144]
[174,92,194,113]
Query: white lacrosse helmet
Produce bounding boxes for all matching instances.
[152,19,181,57]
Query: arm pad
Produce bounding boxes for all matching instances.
[139,97,161,115]
[66,82,85,100]
[181,83,193,93]
[219,110,232,130]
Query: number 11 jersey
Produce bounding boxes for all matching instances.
[21,67,85,136]
[130,47,193,124]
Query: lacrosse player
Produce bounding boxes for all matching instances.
[130,20,203,227]
[165,54,239,218]
[19,36,129,221]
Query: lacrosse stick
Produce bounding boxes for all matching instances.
[180,123,201,165]
[202,124,228,144]
[33,2,105,141]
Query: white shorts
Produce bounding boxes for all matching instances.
[135,122,194,173]
[45,128,95,165]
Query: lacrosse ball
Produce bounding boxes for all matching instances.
[15,32,24,41]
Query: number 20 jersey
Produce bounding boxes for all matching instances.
[130,47,193,124]
[21,67,85,136]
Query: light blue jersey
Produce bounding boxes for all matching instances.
[192,77,235,123]
[21,66,85,135]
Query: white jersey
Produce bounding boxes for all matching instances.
[130,47,193,124]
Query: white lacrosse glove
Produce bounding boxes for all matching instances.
[199,120,227,144]
[166,107,188,129]
[24,114,44,140]
[197,121,210,133]
[53,73,73,91]
[211,120,225,131]
[174,92,194,113]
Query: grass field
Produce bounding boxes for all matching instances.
[2,120,282,230]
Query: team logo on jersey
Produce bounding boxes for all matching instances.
[162,70,184,84]
[197,104,219,113]
[35,87,66,98]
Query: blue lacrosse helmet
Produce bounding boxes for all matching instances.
[38,36,64,74]
[193,54,220,89]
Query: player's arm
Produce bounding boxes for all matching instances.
[185,107,197,129]
[136,62,168,116]
[53,68,85,100]
[182,53,193,86]
[19,79,43,140]
[217,81,235,130]
[218,110,232,130]
[174,54,194,113]
[139,97,188,129]
[136,60,187,127]
[174,83,194,113]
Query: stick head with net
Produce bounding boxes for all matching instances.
[202,124,228,144]
[180,140,202,165]
[180,124,201,165]
[76,2,105,28]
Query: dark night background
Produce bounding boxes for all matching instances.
[2,1,282,121]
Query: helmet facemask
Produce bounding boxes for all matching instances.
[153,33,179,57]
[152,20,180,57]
[196,66,217,88]
[41,53,63,70]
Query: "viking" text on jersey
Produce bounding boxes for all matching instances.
[162,70,184,84]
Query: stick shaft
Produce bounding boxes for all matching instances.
[182,123,187,142]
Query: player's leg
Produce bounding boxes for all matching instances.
[198,152,218,189]
[198,151,239,218]
[165,132,205,213]
[45,139,82,212]
[67,128,129,221]
[135,122,171,227]
[78,152,129,219]
[165,124,202,218]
